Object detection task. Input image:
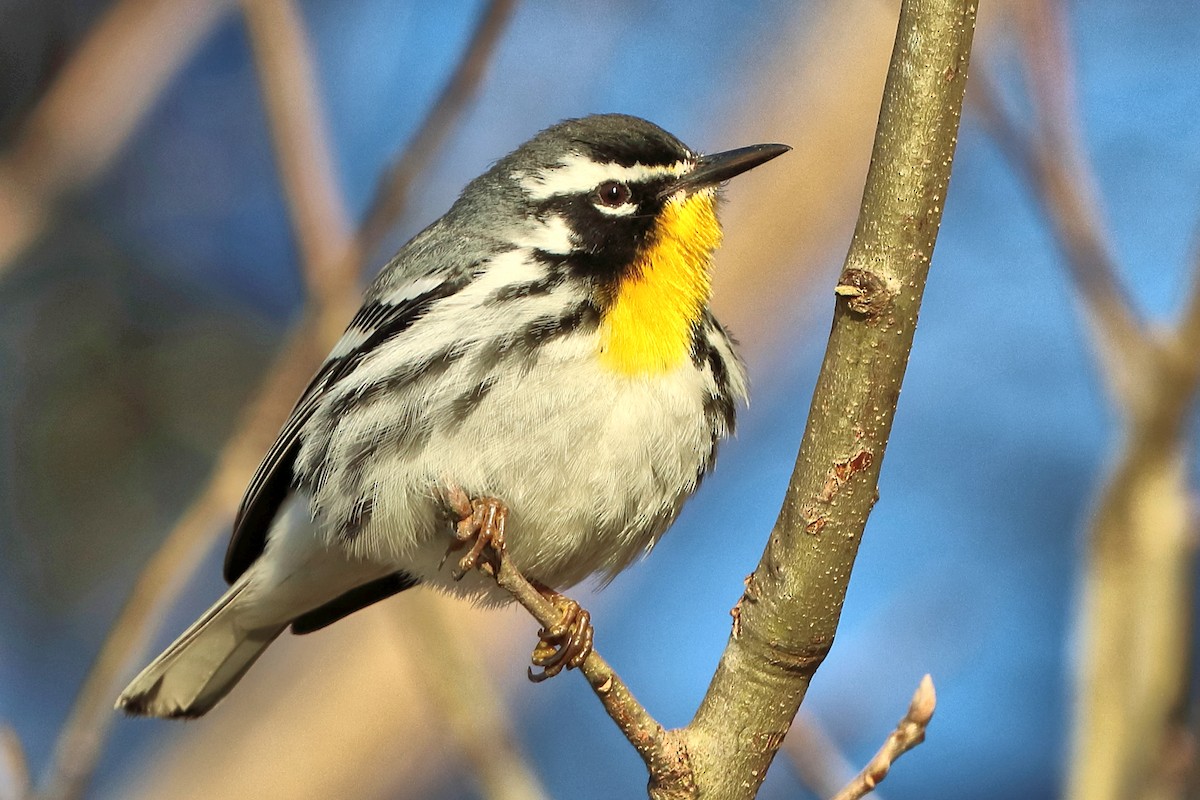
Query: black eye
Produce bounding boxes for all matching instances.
[595,181,632,208]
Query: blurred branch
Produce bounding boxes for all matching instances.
[1173,215,1200,376]
[829,676,936,800]
[782,714,880,800]
[243,0,357,323]
[1068,411,1196,800]
[400,596,550,800]
[357,0,517,262]
[39,2,519,799]
[972,3,1200,799]
[0,0,235,274]
[969,2,1151,411]
[37,332,326,800]
[1,724,30,800]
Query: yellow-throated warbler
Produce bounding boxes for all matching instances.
[118,114,789,718]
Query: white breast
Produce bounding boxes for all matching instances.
[322,328,719,601]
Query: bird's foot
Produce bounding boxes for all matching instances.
[528,583,593,683]
[441,486,508,580]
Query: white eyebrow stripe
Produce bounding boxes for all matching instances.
[517,153,690,200]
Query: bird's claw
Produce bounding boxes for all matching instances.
[440,488,507,579]
[528,588,593,683]
[438,489,591,682]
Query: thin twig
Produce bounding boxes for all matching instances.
[829,676,936,800]
[0,0,235,274]
[356,0,518,262]
[1,724,30,800]
[489,560,692,795]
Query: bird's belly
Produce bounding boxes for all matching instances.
[343,338,716,599]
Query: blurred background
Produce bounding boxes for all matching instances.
[1,0,1198,798]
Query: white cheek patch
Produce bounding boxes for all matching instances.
[517,153,690,200]
[512,214,576,254]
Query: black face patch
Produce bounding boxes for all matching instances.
[533,190,661,297]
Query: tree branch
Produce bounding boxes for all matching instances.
[829,676,936,800]
[678,0,972,794]
[488,560,692,795]
[1170,213,1200,385]
[242,0,357,320]
[356,0,518,263]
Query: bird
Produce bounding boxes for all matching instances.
[117,113,789,718]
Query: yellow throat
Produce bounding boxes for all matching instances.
[599,190,722,375]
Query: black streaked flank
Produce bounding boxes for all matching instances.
[448,375,500,426]
[326,343,466,421]
[513,302,602,368]
[325,276,471,389]
[225,274,473,582]
[522,302,601,348]
[339,415,434,500]
[336,495,375,541]
[306,285,472,450]
[374,345,462,396]
[690,316,737,443]
[489,271,564,302]
[703,391,736,438]
[473,300,600,372]
[327,416,434,507]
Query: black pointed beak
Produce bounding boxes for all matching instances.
[658,143,791,200]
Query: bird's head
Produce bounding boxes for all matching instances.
[462,115,789,375]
